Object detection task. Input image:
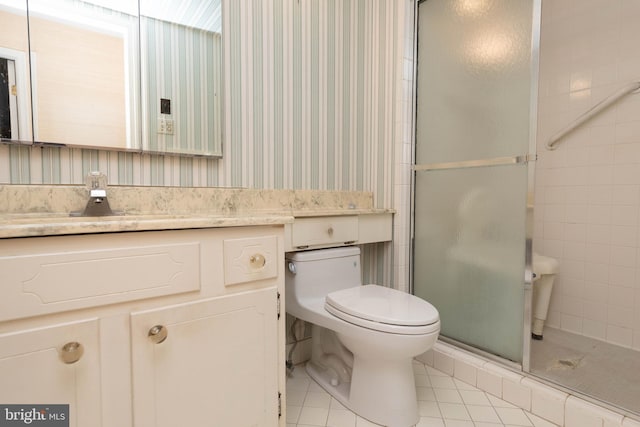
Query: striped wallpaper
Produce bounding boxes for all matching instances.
[0,0,410,285]
[223,0,401,206]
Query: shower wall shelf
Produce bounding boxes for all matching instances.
[546,81,640,150]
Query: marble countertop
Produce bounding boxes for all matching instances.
[0,185,393,238]
[0,213,295,238]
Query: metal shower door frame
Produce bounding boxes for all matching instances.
[409,0,542,372]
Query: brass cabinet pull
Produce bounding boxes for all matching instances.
[327,226,334,237]
[60,341,84,364]
[249,254,266,268]
[148,325,168,344]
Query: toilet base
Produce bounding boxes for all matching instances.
[349,355,419,427]
[306,356,419,427]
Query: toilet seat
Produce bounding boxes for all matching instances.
[325,285,440,335]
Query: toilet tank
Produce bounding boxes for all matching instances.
[286,246,362,301]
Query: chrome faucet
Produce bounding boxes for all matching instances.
[70,172,121,217]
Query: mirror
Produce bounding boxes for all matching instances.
[27,0,140,150]
[0,0,32,144]
[139,0,222,156]
[0,0,222,157]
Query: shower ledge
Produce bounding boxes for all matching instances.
[417,341,640,427]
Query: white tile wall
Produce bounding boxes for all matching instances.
[533,0,640,350]
[565,396,624,427]
[393,0,415,293]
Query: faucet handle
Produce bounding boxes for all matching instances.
[86,171,108,198]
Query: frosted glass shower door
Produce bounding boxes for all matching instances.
[413,0,538,363]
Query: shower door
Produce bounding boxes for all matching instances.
[413,0,540,364]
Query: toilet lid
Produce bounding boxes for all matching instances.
[325,285,439,327]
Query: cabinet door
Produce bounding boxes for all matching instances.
[0,318,102,427]
[131,287,279,427]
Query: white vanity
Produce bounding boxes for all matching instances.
[0,186,393,427]
[0,221,287,427]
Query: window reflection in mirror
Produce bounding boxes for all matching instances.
[27,0,140,149]
[0,0,32,143]
[140,0,222,157]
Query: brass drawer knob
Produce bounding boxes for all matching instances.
[60,341,84,364]
[148,325,168,344]
[250,254,266,268]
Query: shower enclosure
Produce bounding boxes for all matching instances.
[413,0,640,418]
[413,0,538,366]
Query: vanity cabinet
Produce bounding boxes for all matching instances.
[284,212,393,251]
[0,225,286,427]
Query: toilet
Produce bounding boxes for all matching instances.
[531,252,559,340]
[285,246,440,427]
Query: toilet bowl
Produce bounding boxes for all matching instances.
[531,252,559,340]
[285,247,440,427]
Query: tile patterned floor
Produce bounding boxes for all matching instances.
[286,360,558,427]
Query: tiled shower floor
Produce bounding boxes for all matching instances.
[531,326,640,416]
[286,360,558,427]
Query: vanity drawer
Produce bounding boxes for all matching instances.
[290,216,358,249]
[223,235,278,286]
[0,232,201,322]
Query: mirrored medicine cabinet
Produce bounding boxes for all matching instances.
[0,0,222,157]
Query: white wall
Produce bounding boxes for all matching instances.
[534,0,640,349]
